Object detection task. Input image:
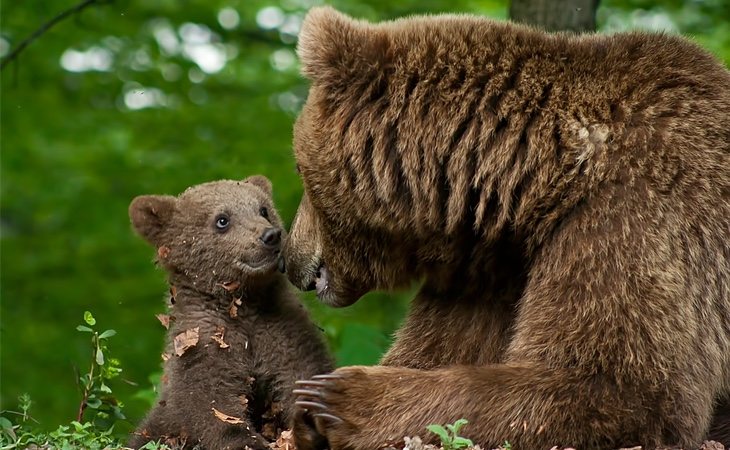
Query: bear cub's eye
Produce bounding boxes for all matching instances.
[215,214,230,232]
[259,207,269,220]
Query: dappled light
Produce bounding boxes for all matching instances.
[60,46,113,72]
[217,7,241,30]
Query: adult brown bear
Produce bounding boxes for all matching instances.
[284,6,730,450]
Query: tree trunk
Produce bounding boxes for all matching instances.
[509,0,600,32]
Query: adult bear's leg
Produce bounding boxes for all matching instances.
[381,237,526,369]
[379,286,518,369]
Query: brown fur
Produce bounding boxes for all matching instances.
[127,177,333,450]
[284,7,730,450]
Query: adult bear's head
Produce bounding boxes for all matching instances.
[284,7,494,306]
[283,7,421,306]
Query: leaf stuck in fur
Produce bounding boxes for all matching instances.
[173,327,199,356]
[156,314,171,329]
[217,280,241,292]
[212,407,245,424]
[211,326,230,349]
[238,395,249,407]
[229,297,242,318]
[157,246,171,259]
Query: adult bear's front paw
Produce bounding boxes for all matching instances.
[291,406,329,450]
[293,366,387,450]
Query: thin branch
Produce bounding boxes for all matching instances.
[1,0,110,71]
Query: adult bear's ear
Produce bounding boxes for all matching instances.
[129,195,176,246]
[297,6,388,86]
[244,175,272,196]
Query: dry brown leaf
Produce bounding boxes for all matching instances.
[157,246,171,259]
[218,280,241,292]
[273,430,295,450]
[211,326,230,349]
[156,314,171,329]
[238,395,249,408]
[173,327,199,356]
[212,407,245,424]
[229,297,242,318]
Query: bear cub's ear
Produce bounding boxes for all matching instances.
[244,175,272,196]
[129,195,177,246]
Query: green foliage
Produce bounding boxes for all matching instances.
[426,419,474,450]
[75,312,125,429]
[0,313,128,449]
[138,440,172,450]
[0,412,121,450]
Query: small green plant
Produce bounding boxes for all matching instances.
[0,311,129,449]
[500,441,512,450]
[426,418,474,450]
[75,310,125,428]
[139,439,173,450]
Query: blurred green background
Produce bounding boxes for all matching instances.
[1,0,728,437]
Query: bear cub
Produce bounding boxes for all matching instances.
[127,176,333,450]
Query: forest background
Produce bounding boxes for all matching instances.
[2,0,729,440]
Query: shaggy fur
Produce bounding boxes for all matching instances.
[127,177,332,450]
[283,7,730,450]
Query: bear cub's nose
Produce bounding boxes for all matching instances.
[260,227,281,248]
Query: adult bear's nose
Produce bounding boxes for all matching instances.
[260,227,281,248]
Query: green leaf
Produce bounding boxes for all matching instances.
[0,417,13,430]
[0,416,16,441]
[83,311,96,326]
[452,437,474,449]
[98,329,116,339]
[95,347,104,365]
[451,418,469,433]
[85,398,102,409]
[426,424,450,444]
[99,382,112,393]
[76,325,93,333]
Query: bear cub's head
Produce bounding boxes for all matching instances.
[129,176,284,292]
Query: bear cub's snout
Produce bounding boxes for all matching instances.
[260,227,282,248]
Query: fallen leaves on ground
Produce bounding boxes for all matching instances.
[375,437,726,450]
[270,430,295,450]
[173,327,199,356]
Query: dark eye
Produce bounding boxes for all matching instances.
[215,214,230,232]
[259,207,269,219]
